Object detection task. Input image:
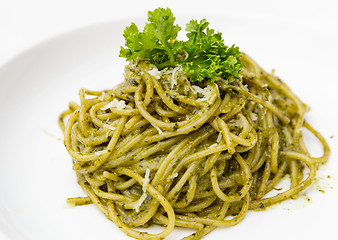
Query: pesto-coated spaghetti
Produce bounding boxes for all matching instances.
[59,52,329,240]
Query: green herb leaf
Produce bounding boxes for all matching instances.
[119,7,181,69]
[119,8,242,83]
[180,19,242,82]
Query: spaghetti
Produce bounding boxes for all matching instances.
[59,53,330,240]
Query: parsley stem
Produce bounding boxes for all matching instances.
[163,41,175,67]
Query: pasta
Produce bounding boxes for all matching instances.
[59,53,330,240]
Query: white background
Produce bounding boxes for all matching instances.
[1,0,337,66]
[0,1,337,240]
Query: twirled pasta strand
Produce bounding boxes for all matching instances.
[60,54,330,240]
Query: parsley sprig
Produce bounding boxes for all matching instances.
[119,7,242,83]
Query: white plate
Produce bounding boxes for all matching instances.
[0,16,337,240]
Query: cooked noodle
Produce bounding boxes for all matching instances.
[59,53,330,240]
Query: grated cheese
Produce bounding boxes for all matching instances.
[101,99,126,111]
[134,168,151,212]
[148,65,161,79]
[143,168,151,192]
[200,85,214,104]
[147,64,184,88]
[190,84,197,94]
[134,192,147,212]
[170,65,182,87]
[98,92,108,101]
[192,85,214,104]
[191,85,205,95]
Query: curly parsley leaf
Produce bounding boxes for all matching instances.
[180,19,242,82]
[119,8,242,83]
[119,7,181,69]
